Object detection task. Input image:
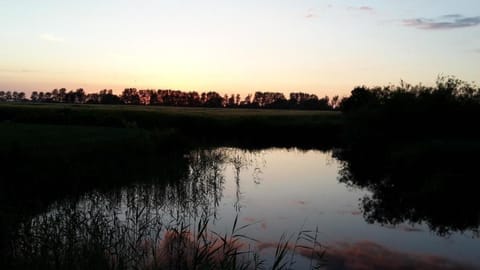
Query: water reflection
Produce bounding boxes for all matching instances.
[334,145,480,236]
[325,241,474,270]
[9,148,278,269]
[3,147,480,269]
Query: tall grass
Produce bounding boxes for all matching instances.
[11,197,325,270]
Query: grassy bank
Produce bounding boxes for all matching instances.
[0,121,189,203]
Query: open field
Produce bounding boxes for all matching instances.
[0,102,341,121]
[0,103,344,146]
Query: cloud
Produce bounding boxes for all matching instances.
[358,6,374,11]
[441,14,463,19]
[348,6,374,12]
[39,33,64,42]
[305,8,318,19]
[403,15,480,30]
[0,68,37,73]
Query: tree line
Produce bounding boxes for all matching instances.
[338,76,480,113]
[3,76,479,113]
[0,91,26,102]
[338,76,480,142]
[0,88,340,110]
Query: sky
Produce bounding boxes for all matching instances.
[0,0,479,96]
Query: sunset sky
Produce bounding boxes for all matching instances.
[1,0,479,96]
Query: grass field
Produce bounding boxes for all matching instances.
[0,103,344,147]
[0,102,341,122]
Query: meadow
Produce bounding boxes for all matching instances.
[0,103,343,148]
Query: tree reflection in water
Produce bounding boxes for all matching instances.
[334,142,480,237]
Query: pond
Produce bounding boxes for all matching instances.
[8,148,480,269]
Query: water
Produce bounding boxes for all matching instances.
[9,148,480,269]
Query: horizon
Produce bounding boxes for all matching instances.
[1,0,479,97]
[1,75,478,100]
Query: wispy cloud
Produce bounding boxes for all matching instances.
[305,8,318,19]
[306,5,373,18]
[348,6,374,12]
[0,68,37,73]
[39,33,64,42]
[403,15,480,30]
[441,14,463,19]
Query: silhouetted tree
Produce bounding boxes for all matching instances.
[138,90,152,105]
[30,91,39,102]
[226,94,236,108]
[75,88,86,103]
[65,90,76,103]
[339,76,480,144]
[85,93,100,104]
[251,91,287,108]
[204,92,224,107]
[239,94,252,108]
[38,92,45,102]
[150,91,159,105]
[339,86,382,112]
[14,91,26,102]
[289,92,332,110]
[330,95,340,110]
[58,88,67,103]
[121,88,140,105]
[51,89,59,102]
[5,91,12,102]
[99,89,122,104]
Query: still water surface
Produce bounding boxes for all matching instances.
[17,148,480,269]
